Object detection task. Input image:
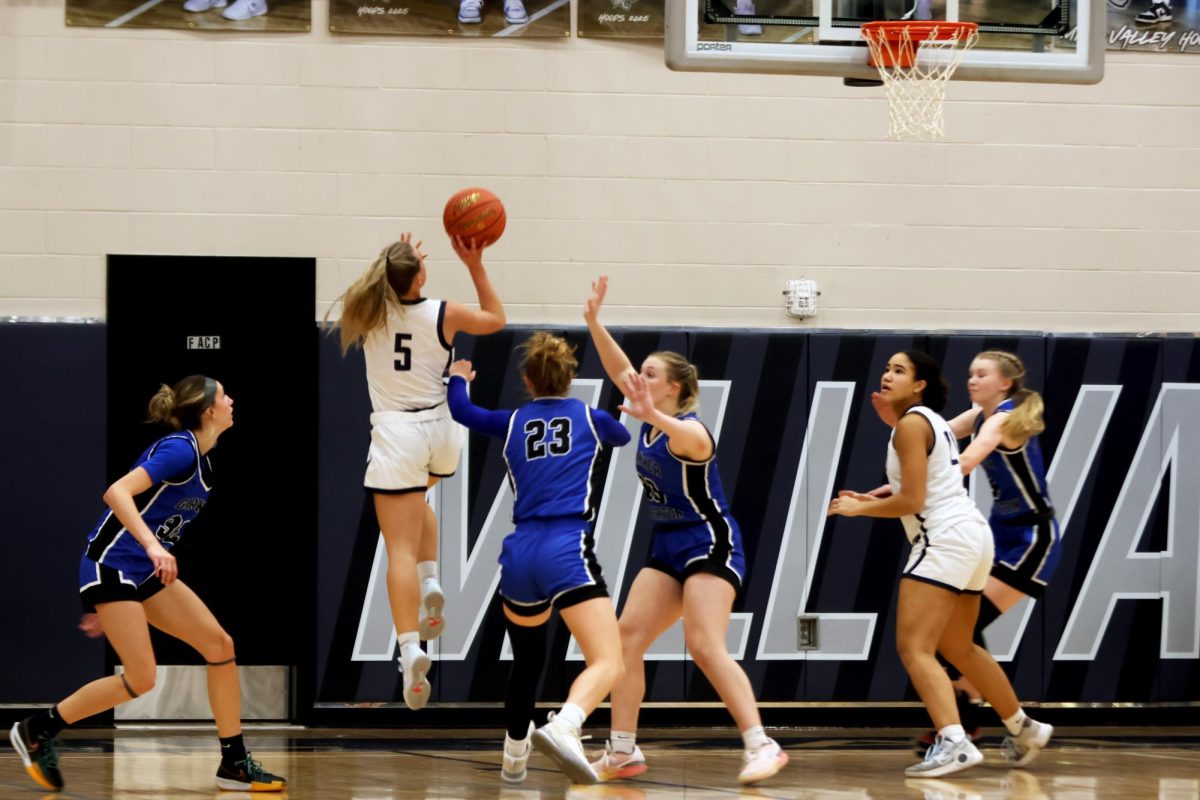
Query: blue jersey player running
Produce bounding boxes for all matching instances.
[582,277,788,786]
[447,332,630,786]
[7,376,285,794]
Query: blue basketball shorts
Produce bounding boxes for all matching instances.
[499,519,608,615]
[991,513,1062,597]
[646,516,745,592]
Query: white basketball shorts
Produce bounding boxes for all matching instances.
[902,515,993,594]
[364,407,461,493]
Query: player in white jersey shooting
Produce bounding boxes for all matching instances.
[328,232,504,709]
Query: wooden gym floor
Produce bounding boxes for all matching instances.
[3,726,1198,798]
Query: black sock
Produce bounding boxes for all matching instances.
[220,734,247,766]
[504,614,548,741]
[27,705,68,741]
[974,596,1003,649]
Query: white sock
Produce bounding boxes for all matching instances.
[556,703,586,731]
[398,632,421,664]
[741,725,771,751]
[938,723,966,742]
[417,561,439,583]
[1002,710,1027,736]
[505,730,530,756]
[611,730,637,754]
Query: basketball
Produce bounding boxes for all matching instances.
[443,188,506,248]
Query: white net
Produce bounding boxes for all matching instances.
[862,23,979,141]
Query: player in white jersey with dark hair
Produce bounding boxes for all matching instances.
[329,231,505,709]
[828,350,1052,777]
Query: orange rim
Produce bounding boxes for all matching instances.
[861,20,978,68]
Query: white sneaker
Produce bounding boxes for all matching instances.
[739,738,788,784]
[222,0,267,19]
[458,0,482,23]
[531,714,597,785]
[589,743,647,781]
[905,735,983,777]
[734,0,762,35]
[503,0,528,23]
[183,0,226,10]
[1002,718,1052,767]
[502,722,535,783]
[398,646,432,711]
[419,579,446,641]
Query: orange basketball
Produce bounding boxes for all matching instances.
[443,188,506,248]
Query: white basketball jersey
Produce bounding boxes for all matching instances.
[362,298,453,412]
[886,405,984,543]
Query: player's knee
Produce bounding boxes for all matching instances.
[683,633,725,670]
[201,630,235,664]
[123,663,157,696]
[896,636,934,667]
[618,620,655,657]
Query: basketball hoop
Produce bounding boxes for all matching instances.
[860,21,979,141]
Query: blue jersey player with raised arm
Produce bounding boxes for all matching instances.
[8,376,285,794]
[447,332,630,786]
[582,276,788,786]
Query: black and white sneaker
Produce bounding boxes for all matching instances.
[9,718,64,791]
[1135,2,1172,25]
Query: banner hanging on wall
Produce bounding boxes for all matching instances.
[577,0,663,38]
[66,0,311,30]
[314,328,1200,711]
[1099,0,1200,52]
[329,0,568,36]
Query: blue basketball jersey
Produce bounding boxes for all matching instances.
[635,414,733,527]
[502,397,611,523]
[975,398,1053,521]
[84,430,213,581]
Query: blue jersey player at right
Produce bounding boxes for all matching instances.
[582,276,788,786]
[447,332,630,786]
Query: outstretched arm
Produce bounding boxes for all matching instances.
[828,415,929,520]
[444,236,506,340]
[618,372,712,461]
[446,361,512,438]
[589,408,632,448]
[958,411,1005,474]
[583,276,637,388]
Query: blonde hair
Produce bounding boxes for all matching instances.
[521,332,577,397]
[328,241,422,355]
[648,351,700,415]
[147,375,213,431]
[977,350,1045,444]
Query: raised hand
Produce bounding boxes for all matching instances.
[617,371,655,422]
[450,235,484,271]
[584,275,609,322]
[399,231,428,263]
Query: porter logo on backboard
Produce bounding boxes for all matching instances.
[697,41,732,50]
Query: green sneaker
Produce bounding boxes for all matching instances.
[215,752,287,792]
[9,718,64,791]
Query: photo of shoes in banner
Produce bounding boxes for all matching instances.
[329,0,568,36]
[66,0,311,30]
[577,0,663,38]
[1099,0,1200,53]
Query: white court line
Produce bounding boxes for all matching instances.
[492,0,567,37]
[106,0,168,27]
[1122,750,1200,763]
